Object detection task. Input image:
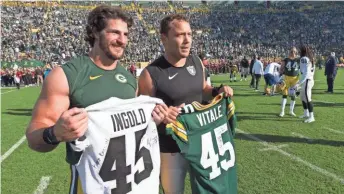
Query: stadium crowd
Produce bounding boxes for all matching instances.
[1,1,344,87]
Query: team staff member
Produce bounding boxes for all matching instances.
[138,14,233,194]
[25,5,167,193]
[325,52,337,93]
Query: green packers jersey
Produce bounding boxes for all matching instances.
[166,93,238,194]
[283,58,300,76]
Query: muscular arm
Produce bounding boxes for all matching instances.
[199,58,214,96]
[138,68,156,97]
[26,67,70,152]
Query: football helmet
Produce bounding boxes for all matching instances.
[276,80,286,93]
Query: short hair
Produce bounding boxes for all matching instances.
[85,5,133,47]
[160,14,189,35]
[290,47,298,54]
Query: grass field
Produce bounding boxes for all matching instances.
[1,69,344,194]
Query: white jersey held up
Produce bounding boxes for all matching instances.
[69,96,163,194]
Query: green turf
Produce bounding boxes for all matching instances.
[1,69,343,194]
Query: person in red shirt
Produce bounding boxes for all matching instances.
[129,63,137,77]
[15,69,23,89]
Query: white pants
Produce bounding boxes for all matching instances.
[301,79,314,102]
[241,67,249,76]
[160,153,188,194]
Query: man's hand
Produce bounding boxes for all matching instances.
[163,103,185,124]
[53,107,88,142]
[219,85,234,97]
[152,104,168,125]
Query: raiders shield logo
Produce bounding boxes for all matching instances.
[186,66,196,76]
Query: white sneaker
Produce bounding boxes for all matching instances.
[304,117,315,123]
[289,112,296,117]
[279,112,285,117]
[299,114,309,119]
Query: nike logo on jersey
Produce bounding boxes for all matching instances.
[89,75,103,80]
[169,73,178,80]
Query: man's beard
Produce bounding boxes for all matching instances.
[99,36,124,61]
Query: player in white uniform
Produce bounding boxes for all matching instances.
[263,61,281,96]
[71,96,163,194]
[295,46,315,123]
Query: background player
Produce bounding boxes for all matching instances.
[279,47,300,117]
[296,45,315,123]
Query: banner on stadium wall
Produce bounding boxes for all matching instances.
[139,62,149,68]
[31,28,40,33]
[1,60,44,68]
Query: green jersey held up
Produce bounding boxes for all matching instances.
[166,93,238,194]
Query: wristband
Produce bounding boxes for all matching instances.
[212,84,223,97]
[43,126,60,145]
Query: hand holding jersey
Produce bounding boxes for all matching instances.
[163,103,185,124]
[218,85,234,97]
[163,84,233,125]
[53,107,88,142]
[152,104,169,125]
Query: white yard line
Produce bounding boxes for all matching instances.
[259,144,289,151]
[313,99,335,104]
[233,87,256,92]
[291,132,314,142]
[1,86,32,94]
[323,127,344,135]
[33,176,52,194]
[237,128,344,184]
[1,90,16,94]
[0,136,26,163]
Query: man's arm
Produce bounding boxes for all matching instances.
[138,69,168,125]
[138,69,155,96]
[198,57,233,97]
[199,58,215,96]
[26,67,70,152]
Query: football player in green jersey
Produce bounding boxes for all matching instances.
[26,6,167,194]
[279,47,300,117]
[166,93,237,194]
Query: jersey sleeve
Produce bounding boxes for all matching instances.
[298,57,309,85]
[166,120,188,142]
[69,135,90,152]
[226,97,237,136]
